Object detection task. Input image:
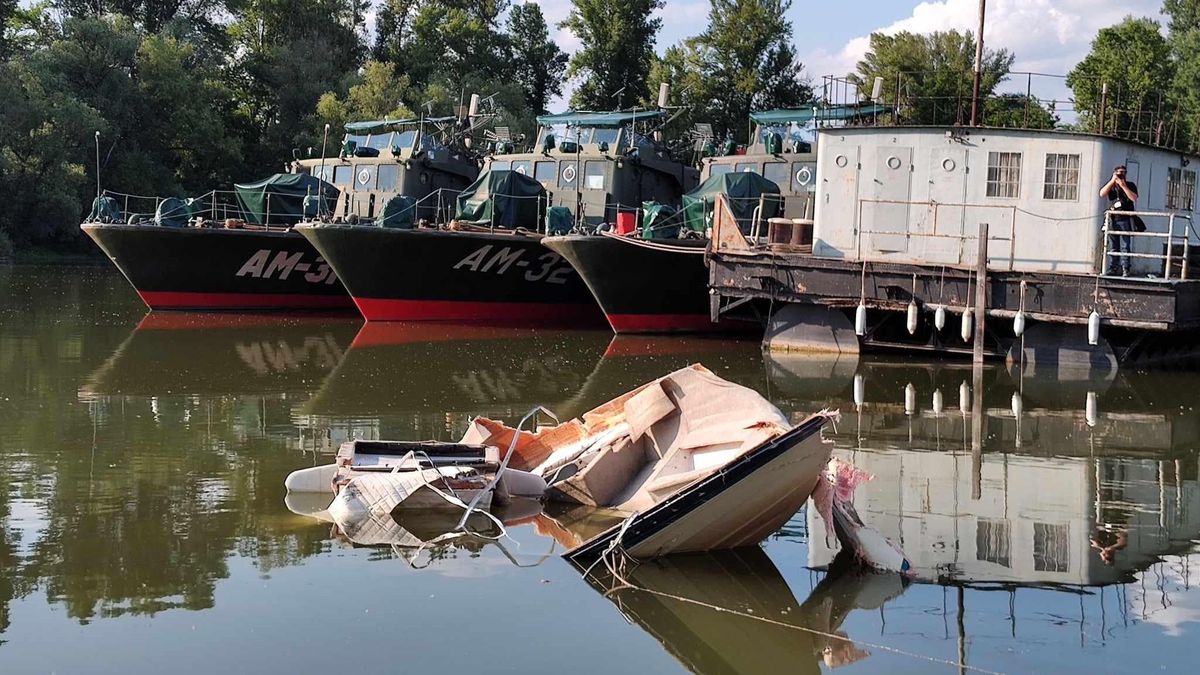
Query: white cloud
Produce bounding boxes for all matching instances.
[802,0,1165,91]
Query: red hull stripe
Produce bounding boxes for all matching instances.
[605,312,749,334]
[137,290,355,310]
[353,297,605,326]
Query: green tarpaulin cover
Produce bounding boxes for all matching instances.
[682,172,782,234]
[376,195,416,229]
[454,169,545,229]
[87,196,122,223]
[155,197,189,228]
[234,173,339,225]
[640,201,678,239]
[546,206,573,235]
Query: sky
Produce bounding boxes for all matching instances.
[528,0,1168,110]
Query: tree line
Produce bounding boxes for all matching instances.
[4,1,1199,256]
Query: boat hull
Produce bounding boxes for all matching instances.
[565,415,831,561]
[543,234,727,334]
[296,224,603,325]
[81,224,354,311]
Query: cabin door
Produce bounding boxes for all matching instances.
[861,146,913,256]
[924,147,968,264]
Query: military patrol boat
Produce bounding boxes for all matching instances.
[544,105,882,333]
[82,115,482,311]
[297,107,699,323]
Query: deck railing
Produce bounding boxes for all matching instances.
[1100,210,1193,279]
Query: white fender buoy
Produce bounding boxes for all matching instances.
[1011,391,1023,418]
[1088,310,1100,346]
[904,383,916,416]
[906,300,919,335]
[932,389,944,415]
[960,308,973,343]
[853,374,865,408]
[959,381,970,413]
[855,303,867,336]
[933,304,946,331]
[1086,391,1098,427]
[1013,311,1026,337]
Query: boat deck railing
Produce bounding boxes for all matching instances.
[91,189,303,230]
[1101,210,1194,279]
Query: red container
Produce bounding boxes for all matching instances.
[615,211,637,235]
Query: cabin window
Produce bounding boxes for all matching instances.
[592,127,620,148]
[709,164,732,178]
[763,162,790,187]
[1032,522,1070,573]
[393,130,418,150]
[735,162,758,174]
[366,132,395,151]
[511,160,532,177]
[492,160,511,172]
[1167,167,1196,210]
[534,161,556,183]
[1042,153,1080,201]
[584,160,607,190]
[377,164,399,192]
[986,152,1022,199]
[354,164,376,189]
[560,161,578,187]
[332,165,352,186]
[311,166,329,183]
[975,519,1011,568]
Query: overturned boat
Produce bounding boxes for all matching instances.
[464,364,833,560]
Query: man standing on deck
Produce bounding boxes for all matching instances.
[1099,165,1138,276]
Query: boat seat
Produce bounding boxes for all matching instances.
[547,436,650,507]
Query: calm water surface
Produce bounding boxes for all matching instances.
[1,264,1197,674]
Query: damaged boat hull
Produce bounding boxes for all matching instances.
[565,414,831,561]
[296,224,604,325]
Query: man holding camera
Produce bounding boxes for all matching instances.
[1099,165,1138,276]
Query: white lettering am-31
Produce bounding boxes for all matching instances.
[236,249,339,284]
[452,244,573,285]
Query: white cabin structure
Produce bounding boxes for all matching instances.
[813,127,1200,276]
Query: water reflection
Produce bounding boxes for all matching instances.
[4,263,1200,673]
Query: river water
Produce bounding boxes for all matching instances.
[0,263,1196,674]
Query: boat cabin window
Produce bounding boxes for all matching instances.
[791,162,815,192]
[763,162,790,188]
[735,162,758,174]
[584,160,607,190]
[366,132,395,151]
[393,130,418,151]
[354,164,376,190]
[538,125,577,148]
[1042,153,1080,201]
[332,165,352,186]
[377,164,399,192]
[709,163,732,178]
[344,134,370,150]
[534,160,556,183]
[311,166,331,183]
[986,152,1022,199]
[560,160,579,187]
[492,160,512,172]
[591,127,620,148]
[511,160,533,177]
[1167,167,1197,210]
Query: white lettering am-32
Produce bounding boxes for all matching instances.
[452,245,573,285]
[236,249,339,284]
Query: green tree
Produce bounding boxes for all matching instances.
[507,2,566,115]
[658,0,811,142]
[316,60,415,129]
[1067,17,1173,141]
[561,0,663,109]
[983,94,1058,129]
[854,30,1013,126]
[1164,1,1200,149]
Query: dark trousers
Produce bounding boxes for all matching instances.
[1108,215,1132,275]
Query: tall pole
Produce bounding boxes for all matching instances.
[94,130,101,201]
[319,123,330,215]
[969,0,987,127]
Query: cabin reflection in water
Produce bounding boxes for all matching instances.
[781,361,1200,590]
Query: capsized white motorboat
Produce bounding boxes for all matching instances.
[461,364,835,561]
[284,439,547,532]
